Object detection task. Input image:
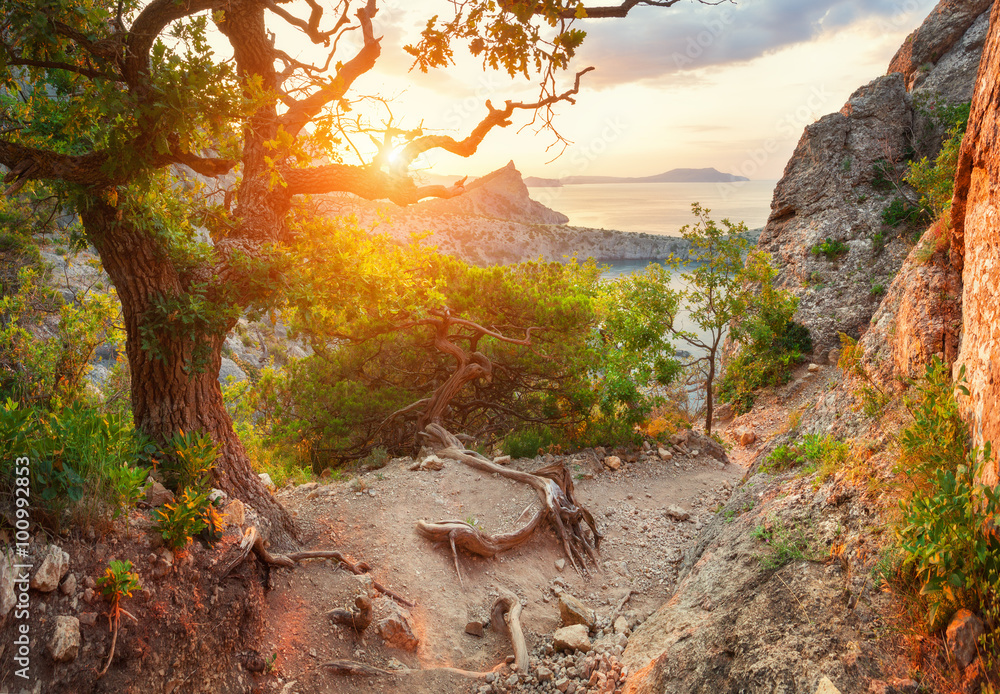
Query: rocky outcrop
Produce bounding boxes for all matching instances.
[758,0,990,356]
[888,0,992,93]
[418,161,569,225]
[950,1,1000,484]
[859,222,962,388]
[317,162,710,264]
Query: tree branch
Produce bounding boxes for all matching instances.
[123,0,224,89]
[279,0,381,137]
[393,67,594,174]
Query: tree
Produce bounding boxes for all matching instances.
[0,0,718,545]
[270,227,601,463]
[664,203,759,435]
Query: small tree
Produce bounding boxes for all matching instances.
[665,204,756,435]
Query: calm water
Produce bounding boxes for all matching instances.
[529,180,777,236]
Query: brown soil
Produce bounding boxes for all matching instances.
[254,444,742,694]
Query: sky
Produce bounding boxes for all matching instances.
[255,0,940,180]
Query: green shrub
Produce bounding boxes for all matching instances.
[872,158,896,192]
[752,519,816,569]
[719,254,811,415]
[502,425,560,458]
[0,399,145,528]
[157,429,218,492]
[761,433,848,480]
[152,487,212,550]
[881,198,926,227]
[810,238,849,260]
[870,283,886,299]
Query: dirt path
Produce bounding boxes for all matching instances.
[255,443,742,694]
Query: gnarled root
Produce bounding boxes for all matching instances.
[418,423,601,577]
[326,588,528,678]
[221,526,414,607]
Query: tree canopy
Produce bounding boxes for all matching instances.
[0,0,723,544]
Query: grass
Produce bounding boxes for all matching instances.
[752,519,817,569]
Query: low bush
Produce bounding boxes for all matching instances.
[760,433,848,479]
[502,425,561,459]
[881,198,926,228]
[810,238,849,260]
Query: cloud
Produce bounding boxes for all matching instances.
[573,0,937,87]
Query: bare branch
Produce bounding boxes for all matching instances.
[280,0,381,137]
[393,67,594,174]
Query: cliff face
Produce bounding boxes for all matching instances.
[950,2,1000,484]
[758,0,990,356]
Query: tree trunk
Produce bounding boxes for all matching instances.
[82,198,297,549]
[704,349,716,436]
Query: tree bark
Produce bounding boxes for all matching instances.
[81,198,297,549]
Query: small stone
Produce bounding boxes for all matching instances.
[559,593,595,629]
[555,558,566,572]
[827,348,841,366]
[663,506,690,522]
[555,677,571,692]
[808,363,821,373]
[259,473,276,491]
[224,498,246,528]
[946,608,985,667]
[485,672,496,684]
[657,447,672,461]
[48,616,80,662]
[465,621,484,637]
[377,602,420,651]
[613,616,629,635]
[494,455,512,465]
[79,612,97,627]
[82,588,95,604]
[738,429,757,446]
[553,624,591,652]
[59,573,77,596]
[815,676,841,693]
[31,545,70,592]
[603,456,621,471]
[506,674,519,687]
[537,666,554,682]
[146,481,174,507]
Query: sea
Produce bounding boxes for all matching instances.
[529,180,776,278]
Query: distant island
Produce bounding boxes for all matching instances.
[524,167,749,187]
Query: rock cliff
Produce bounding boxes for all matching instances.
[758,0,990,355]
[316,162,692,264]
[950,1,1000,484]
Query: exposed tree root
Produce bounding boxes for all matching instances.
[328,595,373,632]
[326,589,528,678]
[221,526,415,607]
[417,424,601,578]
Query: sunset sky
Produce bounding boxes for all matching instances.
[264,0,939,180]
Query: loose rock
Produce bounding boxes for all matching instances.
[553,624,591,652]
[48,615,80,662]
[946,608,985,667]
[31,545,70,593]
[377,602,420,651]
[558,593,595,629]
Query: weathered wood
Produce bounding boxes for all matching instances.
[420,424,601,576]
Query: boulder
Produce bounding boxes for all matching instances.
[31,545,69,592]
[558,593,596,629]
[737,429,756,446]
[218,357,248,384]
[146,481,174,507]
[603,456,622,471]
[946,608,984,667]
[377,602,420,651]
[48,616,80,662]
[553,624,591,652]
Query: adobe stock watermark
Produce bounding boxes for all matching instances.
[10,456,34,682]
[717,84,832,199]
